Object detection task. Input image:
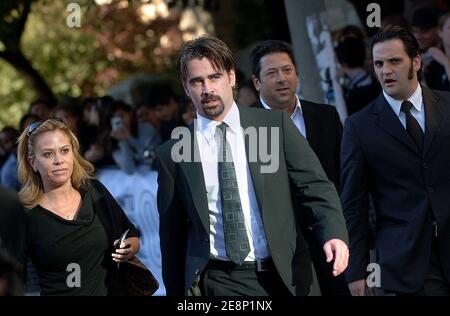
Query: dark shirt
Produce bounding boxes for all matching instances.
[20,179,140,296]
[343,71,381,116]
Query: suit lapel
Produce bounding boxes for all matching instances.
[179,123,210,234]
[374,94,420,156]
[301,101,320,150]
[423,87,442,157]
[238,106,266,214]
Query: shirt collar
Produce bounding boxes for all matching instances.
[383,84,423,115]
[259,95,303,118]
[196,102,241,142]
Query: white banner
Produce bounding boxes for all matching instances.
[306,11,348,123]
[97,166,166,296]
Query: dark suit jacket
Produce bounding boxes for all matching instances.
[0,187,25,261]
[253,100,342,190]
[341,87,450,293]
[155,105,348,296]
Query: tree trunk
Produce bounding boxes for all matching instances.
[0,49,56,105]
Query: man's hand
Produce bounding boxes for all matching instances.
[323,239,349,276]
[347,279,375,296]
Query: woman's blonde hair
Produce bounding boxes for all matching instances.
[17,118,94,209]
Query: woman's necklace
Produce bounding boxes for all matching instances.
[43,190,80,220]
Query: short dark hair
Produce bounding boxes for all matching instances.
[142,81,177,109]
[372,25,420,59]
[335,37,366,68]
[177,35,237,83]
[372,25,422,79]
[250,40,296,79]
[29,99,52,110]
[18,114,40,133]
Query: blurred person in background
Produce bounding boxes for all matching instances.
[236,79,259,107]
[142,81,184,142]
[28,100,52,121]
[412,7,442,55]
[335,36,381,115]
[179,99,196,126]
[424,12,450,91]
[82,96,116,169]
[0,127,20,191]
[110,101,161,174]
[52,103,92,154]
[136,102,160,130]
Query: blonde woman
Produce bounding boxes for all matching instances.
[17,118,140,295]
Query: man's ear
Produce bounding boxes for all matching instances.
[228,69,236,87]
[251,75,261,92]
[413,54,422,72]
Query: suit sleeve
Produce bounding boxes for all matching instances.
[340,118,370,282]
[155,146,187,296]
[281,111,349,246]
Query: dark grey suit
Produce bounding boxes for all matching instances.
[156,105,348,296]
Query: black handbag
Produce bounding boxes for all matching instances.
[118,256,159,296]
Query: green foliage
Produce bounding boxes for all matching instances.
[0,59,33,129]
[22,1,102,97]
[0,0,180,129]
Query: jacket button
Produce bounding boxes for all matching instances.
[428,187,434,193]
[423,163,429,169]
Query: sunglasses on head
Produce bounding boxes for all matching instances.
[26,118,68,138]
[26,120,43,137]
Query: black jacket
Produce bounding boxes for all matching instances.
[341,87,450,292]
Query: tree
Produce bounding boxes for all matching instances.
[0,0,56,105]
[0,0,183,128]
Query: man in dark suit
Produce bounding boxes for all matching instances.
[156,35,349,296]
[250,40,348,296]
[0,187,25,260]
[250,40,342,190]
[341,25,450,296]
[0,186,25,295]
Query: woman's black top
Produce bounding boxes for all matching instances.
[20,179,140,296]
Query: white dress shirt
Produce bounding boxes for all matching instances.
[260,95,307,139]
[383,84,425,132]
[195,102,270,261]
